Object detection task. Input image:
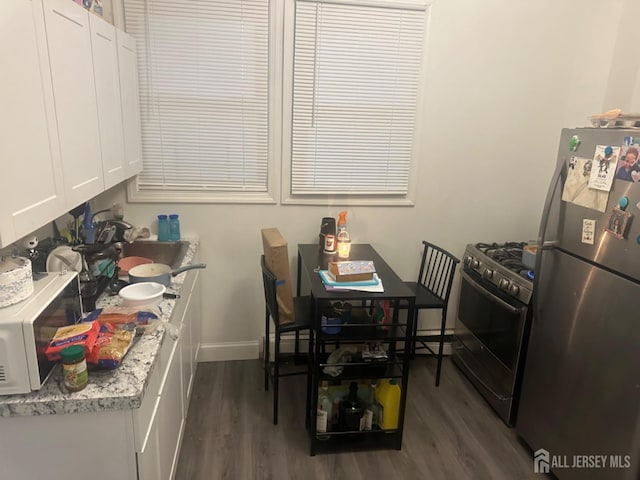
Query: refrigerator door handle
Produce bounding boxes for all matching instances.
[537,159,565,250]
[461,271,522,315]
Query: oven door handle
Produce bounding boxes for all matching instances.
[461,271,522,316]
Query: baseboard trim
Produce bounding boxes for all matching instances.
[197,341,260,362]
[196,333,453,362]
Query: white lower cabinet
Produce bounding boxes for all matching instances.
[0,270,200,480]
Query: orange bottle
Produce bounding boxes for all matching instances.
[337,211,347,233]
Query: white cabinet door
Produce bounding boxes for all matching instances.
[0,0,66,247]
[157,341,185,480]
[136,399,162,480]
[116,30,143,177]
[43,0,104,207]
[89,14,127,190]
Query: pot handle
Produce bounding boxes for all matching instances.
[171,263,207,276]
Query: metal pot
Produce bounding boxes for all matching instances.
[127,263,206,286]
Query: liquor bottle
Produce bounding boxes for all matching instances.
[368,380,383,429]
[317,381,332,435]
[339,381,364,431]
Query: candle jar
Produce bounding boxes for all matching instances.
[337,231,351,258]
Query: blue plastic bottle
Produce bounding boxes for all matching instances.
[169,214,180,241]
[157,214,170,241]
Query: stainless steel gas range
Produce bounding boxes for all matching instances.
[451,242,534,427]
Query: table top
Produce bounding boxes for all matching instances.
[298,243,415,302]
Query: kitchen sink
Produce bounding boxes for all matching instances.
[119,240,190,269]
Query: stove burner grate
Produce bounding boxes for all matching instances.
[474,241,530,276]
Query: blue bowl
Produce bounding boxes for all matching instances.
[321,315,341,334]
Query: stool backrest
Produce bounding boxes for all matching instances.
[417,241,460,303]
[260,254,281,326]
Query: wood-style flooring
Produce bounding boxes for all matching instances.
[175,357,543,480]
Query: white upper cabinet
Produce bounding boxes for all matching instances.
[0,1,143,248]
[89,14,127,189]
[117,30,143,177]
[0,0,66,247]
[42,0,104,207]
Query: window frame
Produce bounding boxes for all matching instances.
[125,0,279,204]
[280,0,431,206]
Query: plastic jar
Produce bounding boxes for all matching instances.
[157,214,170,241]
[168,214,181,241]
[61,345,88,392]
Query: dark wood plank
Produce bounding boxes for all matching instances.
[175,358,543,480]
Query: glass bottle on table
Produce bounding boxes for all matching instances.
[317,381,332,437]
[367,380,383,429]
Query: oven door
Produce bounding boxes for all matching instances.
[452,270,529,424]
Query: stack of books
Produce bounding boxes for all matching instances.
[319,261,383,292]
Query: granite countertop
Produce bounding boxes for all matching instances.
[0,237,199,418]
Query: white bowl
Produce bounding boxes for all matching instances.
[118,281,166,307]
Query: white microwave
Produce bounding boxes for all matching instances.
[0,271,82,395]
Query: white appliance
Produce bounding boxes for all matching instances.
[0,272,82,395]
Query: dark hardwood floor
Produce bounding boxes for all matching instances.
[175,357,540,480]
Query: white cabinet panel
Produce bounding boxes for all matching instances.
[117,29,143,177]
[43,0,104,207]
[157,341,185,480]
[0,0,66,247]
[89,14,127,189]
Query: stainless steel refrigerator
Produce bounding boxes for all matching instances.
[517,128,640,480]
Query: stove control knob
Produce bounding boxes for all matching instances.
[464,256,473,266]
[499,278,510,291]
[482,268,494,279]
[509,284,520,296]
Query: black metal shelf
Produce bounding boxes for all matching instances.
[313,428,400,453]
[316,357,403,382]
[299,243,415,456]
[317,324,407,342]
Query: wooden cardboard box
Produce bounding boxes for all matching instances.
[261,228,294,324]
[328,260,375,282]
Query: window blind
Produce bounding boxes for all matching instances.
[123,0,269,193]
[290,0,427,196]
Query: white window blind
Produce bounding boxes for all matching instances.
[123,0,269,197]
[290,0,428,196]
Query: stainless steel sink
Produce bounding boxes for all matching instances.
[119,240,190,269]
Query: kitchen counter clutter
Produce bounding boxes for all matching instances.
[0,237,199,418]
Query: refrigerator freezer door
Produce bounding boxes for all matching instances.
[542,128,640,281]
[517,249,640,479]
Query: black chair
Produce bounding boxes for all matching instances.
[260,254,311,425]
[401,241,459,386]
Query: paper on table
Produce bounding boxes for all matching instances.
[323,277,384,293]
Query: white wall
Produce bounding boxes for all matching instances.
[90,0,633,361]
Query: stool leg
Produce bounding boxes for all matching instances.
[264,310,270,391]
[273,330,280,425]
[411,310,419,359]
[435,309,447,387]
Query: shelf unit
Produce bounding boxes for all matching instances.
[297,244,416,456]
